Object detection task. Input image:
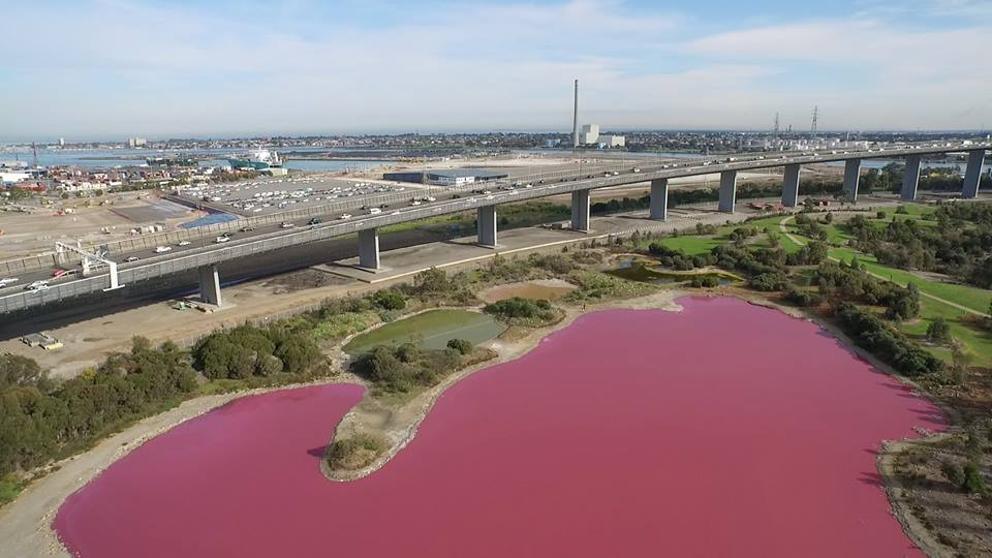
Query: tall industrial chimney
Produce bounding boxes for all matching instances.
[572,79,579,148]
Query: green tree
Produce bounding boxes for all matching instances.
[926,318,951,344]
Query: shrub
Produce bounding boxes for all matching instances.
[412,267,450,295]
[446,338,474,355]
[926,318,951,344]
[351,344,463,395]
[531,253,575,274]
[274,337,322,374]
[962,462,986,494]
[748,272,789,292]
[941,460,965,486]
[484,297,555,321]
[689,275,719,288]
[327,432,388,470]
[784,286,819,307]
[372,289,406,311]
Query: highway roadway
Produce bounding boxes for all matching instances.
[0,141,987,314]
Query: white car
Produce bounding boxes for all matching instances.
[340,213,352,220]
[214,236,230,243]
[124,256,140,262]
[154,245,173,253]
[0,277,19,288]
[368,207,382,215]
[178,240,192,247]
[25,280,49,291]
[280,222,295,229]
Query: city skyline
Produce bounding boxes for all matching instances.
[1,0,990,141]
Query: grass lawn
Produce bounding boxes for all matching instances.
[656,215,802,255]
[657,235,723,255]
[343,309,506,355]
[896,298,992,367]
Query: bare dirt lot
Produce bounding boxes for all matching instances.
[0,193,203,259]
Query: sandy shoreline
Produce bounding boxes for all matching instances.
[0,288,948,558]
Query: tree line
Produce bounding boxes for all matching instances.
[1,325,329,495]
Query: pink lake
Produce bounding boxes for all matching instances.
[55,297,943,557]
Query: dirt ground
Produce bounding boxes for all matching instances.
[478,278,577,304]
[881,435,992,557]
[0,192,204,259]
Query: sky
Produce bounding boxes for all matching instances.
[1,0,990,141]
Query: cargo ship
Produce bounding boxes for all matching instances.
[227,149,282,170]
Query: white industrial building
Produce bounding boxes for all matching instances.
[579,124,625,148]
[580,124,599,145]
[598,135,626,148]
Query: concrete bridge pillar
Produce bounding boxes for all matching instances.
[718,170,737,213]
[477,205,497,247]
[782,164,802,208]
[963,149,986,199]
[198,264,222,307]
[571,189,591,232]
[649,178,668,221]
[843,159,862,202]
[901,154,922,201]
[358,228,380,270]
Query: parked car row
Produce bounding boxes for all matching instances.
[180,177,403,216]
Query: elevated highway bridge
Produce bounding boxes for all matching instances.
[0,142,987,315]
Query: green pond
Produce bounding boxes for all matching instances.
[343,309,507,356]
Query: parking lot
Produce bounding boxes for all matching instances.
[175,175,415,216]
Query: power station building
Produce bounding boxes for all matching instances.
[579,124,625,148]
[580,124,600,145]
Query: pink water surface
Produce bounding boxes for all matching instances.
[55,297,944,557]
